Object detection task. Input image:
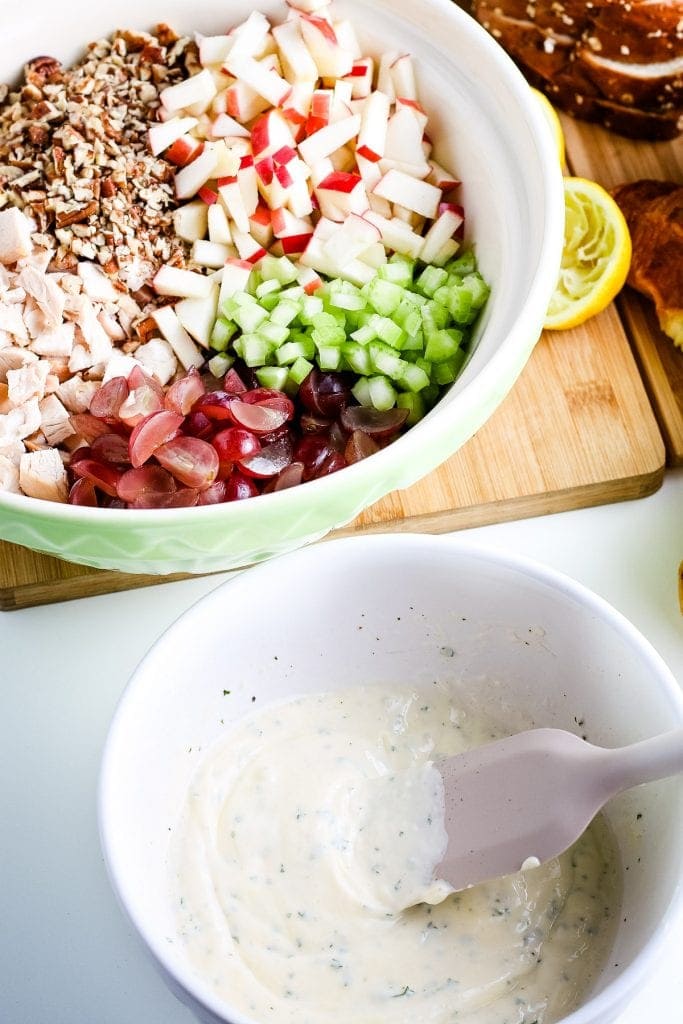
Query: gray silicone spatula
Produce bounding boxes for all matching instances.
[435,726,683,891]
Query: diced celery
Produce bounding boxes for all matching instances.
[416,265,448,297]
[329,289,366,311]
[317,345,343,370]
[288,356,315,386]
[368,314,403,347]
[260,254,298,284]
[393,298,422,337]
[432,349,466,384]
[350,322,376,345]
[378,259,413,288]
[312,322,346,346]
[260,322,290,346]
[299,294,324,324]
[342,341,372,376]
[444,286,472,324]
[399,362,431,393]
[208,352,234,377]
[276,338,316,364]
[400,327,424,352]
[259,292,282,313]
[396,391,426,425]
[210,318,237,352]
[256,365,289,390]
[255,278,282,299]
[232,302,269,333]
[241,333,273,367]
[270,298,301,326]
[368,375,398,411]
[231,291,258,308]
[461,272,490,309]
[446,250,477,277]
[369,340,403,379]
[279,285,304,300]
[351,377,373,406]
[365,277,403,316]
[425,327,463,363]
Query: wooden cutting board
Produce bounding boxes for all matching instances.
[0,113,672,611]
[559,114,683,463]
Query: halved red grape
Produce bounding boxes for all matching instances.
[117,465,176,503]
[294,434,334,481]
[238,434,293,478]
[213,427,261,464]
[129,410,184,469]
[193,391,236,421]
[315,451,347,477]
[165,366,205,415]
[300,411,332,434]
[224,471,260,500]
[128,364,164,398]
[339,405,409,438]
[262,461,304,492]
[119,385,164,427]
[223,367,248,395]
[197,479,231,505]
[68,477,99,506]
[71,458,122,497]
[129,487,199,509]
[345,429,380,464]
[69,414,114,443]
[184,410,214,440]
[89,376,129,420]
[154,436,219,490]
[69,445,93,465]
[240,388,294,418]
[90,432,131,465]
[228,400,290,435]
[299,370,350,418]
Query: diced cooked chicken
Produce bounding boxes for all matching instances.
[0,453,20,493]
[39,394,75,446]
[0,346,39,381]
[0,209,33,264]
[18,263,66,326]
[7,361,51,405]
[77,261,119,302]
[97,310,127,341]
[0,398,42,443]
[0,436,25,464]
[0,301,30,342]
[71,295,114,364]
[134,337,178,385]
[30,322,76,358]
[102,352,140,383]
[19,447,68,502]
[56,375,99,414]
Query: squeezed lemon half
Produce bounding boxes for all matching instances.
[530,87,565,167]
[544,177,632,331]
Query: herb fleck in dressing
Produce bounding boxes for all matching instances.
[170,687,621,1024]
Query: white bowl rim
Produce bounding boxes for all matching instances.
[99,533,683,1024]
[0,0,565,528]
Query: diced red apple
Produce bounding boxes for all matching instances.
[148,116,199,157]
[272,18,319,82]
[225,78,271,123]
[251,109,296,158]
[153,265,214,299]
[331,20,361,59]
[228,10,272,59]
[299,235,375,286]
[280,231,313,254]
[329,145,356,173]
[238,158,259,215]
[298,113,360,164]
[321,212,380,264]
[295,264,323,293]
[343,58,373,99]
[316,171,368,220]
[286,177,314,218]
[372,168,441,218]
[173,201,208,243]
[165,135,204,167]
[356,240,387,268]
[151,306,204,370]
[161,69,218,115]
[363,210,424,259]
[299,14,354,79]
[377,52,398,102]
[249,204,275,248]
[285,0,330,12]
[271,207,312,237]
[192,239,232,269]
[427,160,462,191]
[383,107,430,174]
[208,203,233,245]
[356,90,390,162]
[224,52,292,108]
[175,284,220,348]
[419,208,464,264]
[174,144,219,200]
[211,112,251,139]
[218,258,253,311]
[198,34,234,67]
[391,53,417,100]
[232,228,268,264]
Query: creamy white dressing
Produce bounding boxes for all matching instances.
[170,686,621,1024]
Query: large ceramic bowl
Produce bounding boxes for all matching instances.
[99,535,683,1024]
[0,0,564,574]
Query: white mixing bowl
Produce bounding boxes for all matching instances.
[99,534,683,1024]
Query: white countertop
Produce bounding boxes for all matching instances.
[2,469,682,1024]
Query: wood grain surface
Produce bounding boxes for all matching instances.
[0,111,674,610]
[559,114,683,464]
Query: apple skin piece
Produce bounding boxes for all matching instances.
[165,135,204,167]
[356,90,390,162]
[299,14,355,79]
[174,144,219,201]
[251,109,296,158]
[148,116,199,157]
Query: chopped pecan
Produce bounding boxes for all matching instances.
[55,199,99,228]
[28,124,49,147]
[154,23,180,47]
[134,315,160,343]
[25,56,63,88]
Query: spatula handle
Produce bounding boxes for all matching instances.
[602,727,683,795]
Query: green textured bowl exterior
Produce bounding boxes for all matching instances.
[0,0,564,575]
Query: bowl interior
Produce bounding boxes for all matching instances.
[0,0,563,575]
[100,535,683,1022]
